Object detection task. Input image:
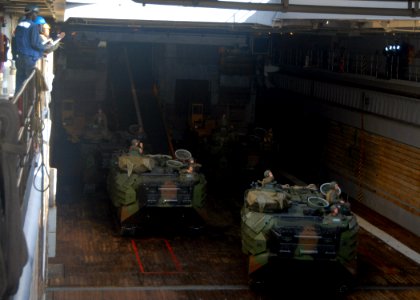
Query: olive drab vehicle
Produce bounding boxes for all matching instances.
[241,178,359,287]
[107,149,207,235]
[61,102,112,144]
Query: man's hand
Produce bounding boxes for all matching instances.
[44,32,65,54]
[44,42,60,53]
[56,32,66,40]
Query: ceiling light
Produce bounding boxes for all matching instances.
[98,40,107,48]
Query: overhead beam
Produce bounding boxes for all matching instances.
[279,4,419,18]
[1,0,66,21]
[65,29,248,46]
[133,0,420,17]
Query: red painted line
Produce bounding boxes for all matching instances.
[164,239,183,272]
[135,271,182,275]
[131,239,145,273]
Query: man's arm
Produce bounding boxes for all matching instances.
[44,32,65,54]
[29,24,45,52]
[11,35,17,60]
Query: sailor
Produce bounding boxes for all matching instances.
[264,128,273,144]
[188,158,202,172]
[260,169,275,187]
[129,139,143,156]
[326,181,351,215]
[179,164,197,182]
[329,204,340,217]
[93,108,108,129]
[326,181,341,204]
[13,4,45,93]
[34,16,52,45]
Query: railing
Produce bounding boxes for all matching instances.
[277,48,420,82]
[12,70,47,205]
[0,67,51,300]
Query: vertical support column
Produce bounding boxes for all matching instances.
[47,168,57,259]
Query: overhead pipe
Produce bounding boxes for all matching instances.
[123,47,144,129]
[134,0,420,17]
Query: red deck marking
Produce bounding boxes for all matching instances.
[131,239,145,273]
[164,239,183,272]
[131,238,183,274]
[131,271,182,275]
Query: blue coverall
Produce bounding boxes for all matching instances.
[13,17,45,93]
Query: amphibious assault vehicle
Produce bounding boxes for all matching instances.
[107,149,207,235]
[241,179,359,287]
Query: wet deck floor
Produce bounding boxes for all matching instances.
[46,174,420,300]
[46,135,419,300]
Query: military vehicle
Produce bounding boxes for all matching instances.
[241,179,359,290]
[107,149,207,235]
[61,99,85,143]
[61,100,113,143]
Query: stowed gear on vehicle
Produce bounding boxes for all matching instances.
[107,148,207,235]
[240,171,359,286]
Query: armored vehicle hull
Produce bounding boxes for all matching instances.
[241,182,359,280]
[107,152,207,235]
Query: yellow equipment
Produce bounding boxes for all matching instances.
[61,99,86,143]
